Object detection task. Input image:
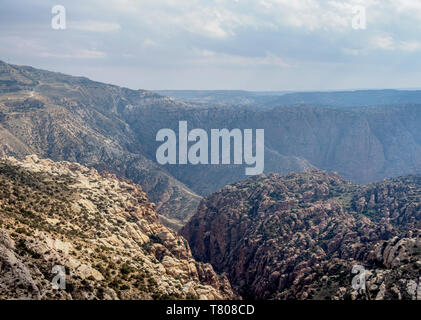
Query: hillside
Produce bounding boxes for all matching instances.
[128,102,421,191]
[155,90,290,109]
[181,171,421,300]
[0,155,233,300]
[265,89,421,108]
[156,89,421,109]
[3,61,421,228]
[0,60,202,229]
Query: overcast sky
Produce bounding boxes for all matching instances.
[1,0,421,91]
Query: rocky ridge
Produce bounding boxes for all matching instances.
[0,155,233,300]
[181,170,421,300]
[0,60,202,229]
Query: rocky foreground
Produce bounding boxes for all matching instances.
[182,170,421,300]
[1,155,420,300]
[0,155,233,300]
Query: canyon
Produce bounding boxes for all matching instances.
[1,61,421,300]
[182,171,421,299]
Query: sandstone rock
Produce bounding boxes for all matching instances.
[0,157,233,300]
[182,171,421,300]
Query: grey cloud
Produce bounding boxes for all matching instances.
[0,0,420,90]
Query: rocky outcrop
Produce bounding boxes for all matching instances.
[181,170,421,300]
[0,61,202,229]
[0,155,233,300]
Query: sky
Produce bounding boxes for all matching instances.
[1,0,421,91]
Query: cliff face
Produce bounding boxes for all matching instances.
[3,61,421,229]
[0,155,233,300]
[181,171,421,300]
[0,61,202,229]
[134,104,421,191]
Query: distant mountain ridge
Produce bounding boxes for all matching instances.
[158,89,421,109]
[156,90,290,109]
[2,61,421,228]
[271,89,421,108]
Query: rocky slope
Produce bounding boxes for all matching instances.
[133,103,421,190]
[181,171,421,300]
[0,155,233,300]
[3,60,421,227]
[0,60,202,229]
[157,89,421,109]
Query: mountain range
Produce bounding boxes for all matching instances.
[2,61,421,228]
[0,61,421,300]
[159,89,421,109]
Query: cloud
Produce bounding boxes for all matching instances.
[371,35,395,50]
[257,0,352,31]
[139,5,261,39]
[40,49,106,59]
[142,39,158,48]
[3,0,421,90]
[194,49,290,68]
[370,36,421,52]
[400,41,421,52]
[342,48,363,56]
[70,21,121,32]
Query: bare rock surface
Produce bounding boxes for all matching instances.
[0,155,233,300]
[182,170,421,300]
